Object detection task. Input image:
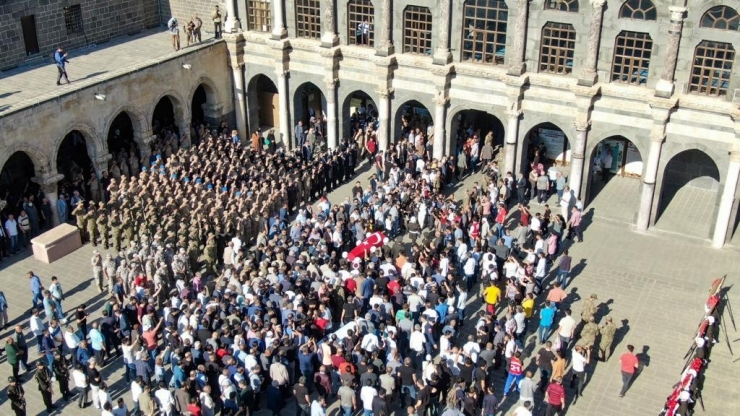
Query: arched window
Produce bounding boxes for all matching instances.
[619,0,657,20]
[246,0,272,32]
[348,0,375,47]
[295,0,322,39]
[611,31,652,85]
[539,22,576,74]
[545,0,579,13]
[700,6,740,31]
[403,6,433,55]
[461,0,508,64]
[689,41,734,97]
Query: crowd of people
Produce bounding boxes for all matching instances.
[2,113,631,416]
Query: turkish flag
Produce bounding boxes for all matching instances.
[347,231,387,262]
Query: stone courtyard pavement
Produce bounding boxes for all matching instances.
[0,167,739,416]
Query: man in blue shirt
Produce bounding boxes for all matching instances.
[54,46,70,85]
[28,271,44,310]
[538,300,557,344]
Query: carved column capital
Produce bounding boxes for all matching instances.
[590,0,606,8]
[324,78,339,89]
[669,6,687,21]
[32,174,65,194]
[376,88,395,99]
[574,120,591,132]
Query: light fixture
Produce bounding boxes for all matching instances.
[182,63,192,70]
[94,93,106,101]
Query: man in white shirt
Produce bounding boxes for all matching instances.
[311,396,327,416]
[462,335,481,363]
[4,214,18,254]
[154,382,175,415]
[409,324,426,366]
[30,308,45,353]
[556,309,576,353]
[361,331,379,353]
[360,379,378,412]
[570,345,588,402]
[130,379,143,413]
[512,401,533,416]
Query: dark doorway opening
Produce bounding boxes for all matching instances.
[191,85,207,126]
[21,15,40,55]
[0,152,38,215]
[57,131,94,194]
[152,96,178,136]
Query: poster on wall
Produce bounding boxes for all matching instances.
[623,141,643,176]
[537,128,570,163]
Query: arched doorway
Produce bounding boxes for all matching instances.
[152,96,179,137]
[449,109,505,156]
[248,74,280,133]
[522,123,571,168]
[293,82,326,149]
[57,130,94,193]
[107,112,140,159]
[191,85,207,127]
[342,90,377,138]
[394,100,432,142]
[657,149,720,239]
[586,136,643,224]
[0,152,38,214]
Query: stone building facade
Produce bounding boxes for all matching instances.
[210,0,740,246]
[0,0,162,70]
[3,0,740,247]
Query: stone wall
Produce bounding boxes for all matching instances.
[0,0,161,71]
[164,0,223,31]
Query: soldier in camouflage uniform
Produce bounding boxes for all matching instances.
[90,250,104,292]
[71,204,87,241]
[203,233,217,272]
[103,254,117,294]
[598,316,617,361]
[86,205,98,246]
[96,202,109,249]
[577,316,599,354]
[109,209,123,252]
[581,294,598,324]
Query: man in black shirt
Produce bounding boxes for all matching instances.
[397,358,417,407]
[414,379,430,416]
[293,376,310,416]
[536,341,556,392]
[341,295,358,324]
[372,387,388,415]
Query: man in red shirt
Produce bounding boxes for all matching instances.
[619,344,640,397]
[545,377,566,415]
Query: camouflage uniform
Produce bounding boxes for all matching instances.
[86,206,98,246]
[598,318,617,361]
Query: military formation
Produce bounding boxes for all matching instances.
[72,136,360,294]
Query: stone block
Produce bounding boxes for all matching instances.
[31,223,82,264]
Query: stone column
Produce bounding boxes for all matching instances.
[376,88,393,151]
[507,0,529,76]
[232,64,248,140]
[325,78,338,149]
[92,153,112,178]
[433,94,448,160]
[655,7,686,98]
[271,0,287,39]
[636,135,664,231]
[224,0,241,32]
[578,0,606,86]
[433,0,453,65]
[375,0,394,56]
[504,110,521,174]
[321,0,339,47]
[135,134,156,164]
[570,121,589,197]
[712,149,740,248]
[33,174,64,227]
[276,70,291,149]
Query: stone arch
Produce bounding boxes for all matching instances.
[292,81,327,127]
[341,89,378,138]
[104,106,149,143]
[51,123,103,174]
[446,103,507,150]
[518,119,573,171]
[0,144,52,178]
[188,77,221,126]
[247,73,281,134]
[656,147,721,238]
[393,99,434,143]
[150,91,188,134]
